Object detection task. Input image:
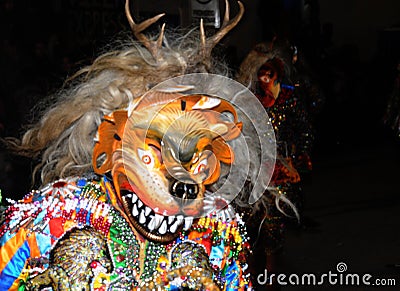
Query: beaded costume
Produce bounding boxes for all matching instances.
[1,176,251,290]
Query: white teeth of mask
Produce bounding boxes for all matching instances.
[168,216,175,225]
[227,207,235,219]
[176,215,184,224]
[139,210,146,224]
[145,206,151,216]
[131,199,190,234]
[132,204,139,217]
[147,215,156,231]
[170,221,180,233]
[183,217,193,230]
[159,220,168,235]
[219,210,226,222]
[153,214,164,229]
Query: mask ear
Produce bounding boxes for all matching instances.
[211,138,234,165]
[92,110,128,174]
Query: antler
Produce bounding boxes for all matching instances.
[125,0,166,62]
[200,0,244,68]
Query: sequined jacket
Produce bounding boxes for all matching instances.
[0,176,252,290]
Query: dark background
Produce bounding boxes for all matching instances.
[0,0,399,140]
[0,0,400,288]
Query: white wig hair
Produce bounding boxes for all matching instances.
[6,27,230,186]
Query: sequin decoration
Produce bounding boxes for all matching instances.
[0,176,253,290]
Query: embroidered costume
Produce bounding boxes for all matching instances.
[1,177,251,290]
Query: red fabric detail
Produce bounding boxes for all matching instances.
[52,181,67,188]
[257,94,276,108]
[49,217,65,243]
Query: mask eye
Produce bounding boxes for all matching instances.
[138,148,154,167]
[193,159,208,175]
[259,70,274,83]
[138,146,161,169]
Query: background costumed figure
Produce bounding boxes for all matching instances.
[0,1,279,290]
[236,38,320,287]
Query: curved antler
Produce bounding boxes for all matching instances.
[200,0,244,68]
[125,0,166,62]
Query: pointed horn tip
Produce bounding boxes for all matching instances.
[237,1,245,16]
[144,13,166,28]
[160,22,166,33]
[155,13,166,20]
[125,0,133,14]
[235,1,245,19]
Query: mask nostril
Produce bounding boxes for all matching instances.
[169,180,199,200]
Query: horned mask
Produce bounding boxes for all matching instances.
[88,1,275,243]
[92,73,276,243]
